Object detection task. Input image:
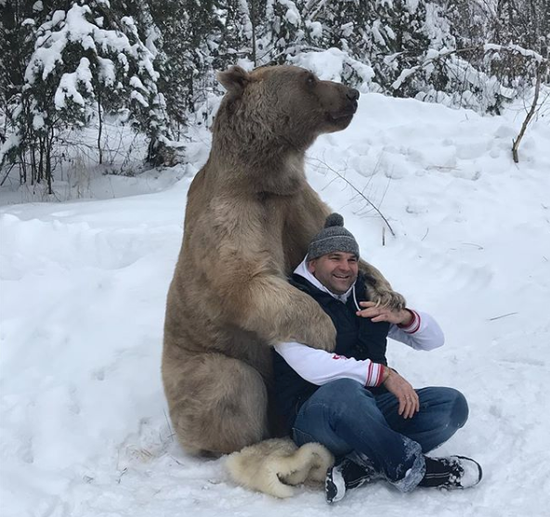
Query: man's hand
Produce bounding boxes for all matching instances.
[383,369,419,419]
[356,301,413,326]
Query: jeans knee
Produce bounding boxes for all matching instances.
[320,379,369,405]
[313,379,376,427]
[448,389,469,429]
[330,378,366,392]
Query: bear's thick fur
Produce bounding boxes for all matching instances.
[162,65,405,457]
[225,438,334,498]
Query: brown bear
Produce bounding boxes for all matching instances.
[162,65,405,457]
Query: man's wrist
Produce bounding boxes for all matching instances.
[398,309,414,327]
[397,309,421,333]
[381,366,392,385]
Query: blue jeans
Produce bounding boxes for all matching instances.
[291,379,469,492]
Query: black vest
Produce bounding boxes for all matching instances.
[273,272,390,431]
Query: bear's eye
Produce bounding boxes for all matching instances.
[306,75,316,87]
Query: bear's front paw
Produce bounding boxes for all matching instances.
[370,289,406,311]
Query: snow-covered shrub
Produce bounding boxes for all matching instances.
[3,0,169,191]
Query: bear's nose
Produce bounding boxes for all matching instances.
[347,89,360,101]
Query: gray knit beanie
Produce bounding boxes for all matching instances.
[307,213,360,261]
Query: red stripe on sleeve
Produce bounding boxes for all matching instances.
[375,365,384,387]
[398,309,421,333]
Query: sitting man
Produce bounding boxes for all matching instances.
[273,213,482,503]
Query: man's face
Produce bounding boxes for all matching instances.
[308,251,359,295]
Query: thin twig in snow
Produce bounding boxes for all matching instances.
[462,242,484,250]
[488,312,519,321]
[163,409,175,443]
[117,468,128,484]
[310,157,396,237]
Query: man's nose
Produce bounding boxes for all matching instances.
[337,261,351,271]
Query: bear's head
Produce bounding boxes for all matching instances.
[213,65,360,155]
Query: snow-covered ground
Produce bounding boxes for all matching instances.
[1,88,550,516]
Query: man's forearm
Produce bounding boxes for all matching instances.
[388,310,444,350]
[275,342,385,387]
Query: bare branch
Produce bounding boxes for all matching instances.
[512,64,544,163]
[0,163,16,187]
[310,157,396,237]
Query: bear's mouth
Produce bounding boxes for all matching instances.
[327,110,356,123]
[327,103,358,123]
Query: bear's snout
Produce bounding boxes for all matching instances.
[346,89,360,102]
[345,88,359,113]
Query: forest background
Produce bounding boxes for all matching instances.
[0,0,548,200]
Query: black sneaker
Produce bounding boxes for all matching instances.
[325,458,376,504]
[420,455,483,489]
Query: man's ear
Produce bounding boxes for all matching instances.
[307,260,316,274]
[217,66,251,97]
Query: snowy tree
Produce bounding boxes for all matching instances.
[300,0,363,59]
[490,0,549,84]
[416,0,549,112]
[220,0,256,63]
[261,0,307,64]
[303,1,441,95]
[364,0,432,96]
[0,0,52,183]
[3,0,170,190]
[147,0,189,136]
[153,0,223,122]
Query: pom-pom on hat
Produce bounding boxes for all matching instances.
[307,213,360,261]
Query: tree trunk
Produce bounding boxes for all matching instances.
[97,93,103,165]
[46,127,54,195]
[251,0,257,66]
[30,144,36,185]
[38,138,44,184]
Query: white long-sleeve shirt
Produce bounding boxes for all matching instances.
[274,259,444,388]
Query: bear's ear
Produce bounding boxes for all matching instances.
[217,66,251,96]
